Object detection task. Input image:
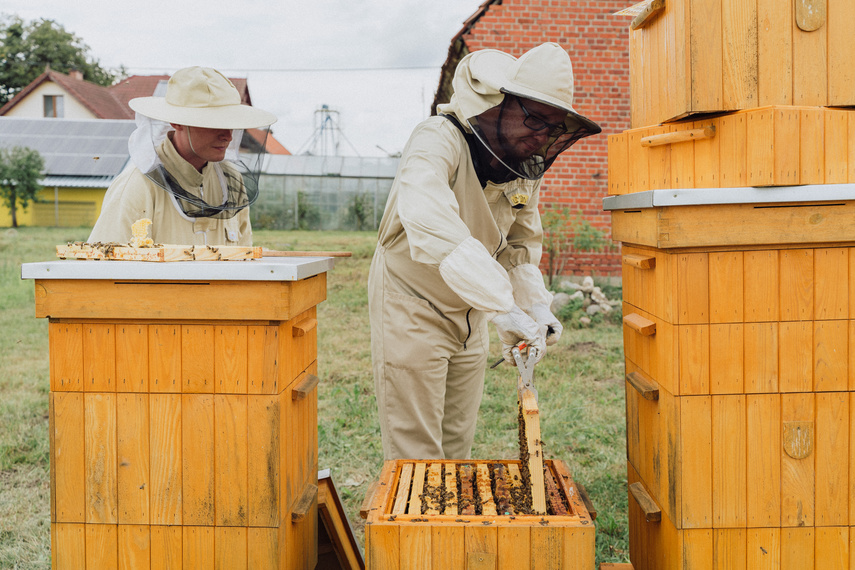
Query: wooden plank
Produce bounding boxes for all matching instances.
[50,322,83,391]
[118,524,150,570]
[215,527,247,570]
[814,321,848,391]
[712,395,746,527]
[85,392,118,523]
[690,0,723,112]
[182,394,214,526]
[758,0,792,105]
[679,325,710,395]
[115,324,148,392]
[291,372,319,400]
[55,242,259,261]
[49,395,55,521]
[215,325,248,394]
[626,370,660,400]
[562,525,595,570]
[669,123,695,189]
[367,524,400,570]
[464,526,498,568]
[607,132,629,195]
[86,523,118,570]
[623,313,656,336]
[815,393,848,525]
[793,0,828,106]
[247,325,279,395]
[710,324,744,394]
[746,108,777,186]
[800,109,825,185]
[519,389,546,515]
[719,113,748,187]
[693,119,721,188]
[825,110,850,183]
[815,247,849,319]
[149,325,181,393]
[774,108,802,185]
[543,465,568,516]
[815,526,849,570]
[646,125,672,191]
[629,482,661,522]
[745,528,780,569]
[150,526,182,570]
[747,394,781,527]
[247,395,279,527]
[427,526,464,570]
[116,393,149,525]
[83,323,116,391]
[54,392,85,523]
[444,463,458,516]
[722,0,758,110]
[713,528,746,570]
[676,253,709,324]
[392,463,414,515]
[476,463,497,516]
[779,322,813,392]
[400,525,431,570]
[425,463,443,515]
[828,0,855,105]
[407,462,427,515]
[149,394,182,525]
[215,394,248,526]
[248,528,278,570]
[54,523,86,569]
[183,526,215,570]
[852,393,855,524]
[744,323,779,393]
[709,252,743,324]
[181,325,214,393]
[627,128,651,194]
[782,527,814,570]
[680,396,712,528]
[782,393,815,527]
[530,526,563,569]
[497,526,529,570]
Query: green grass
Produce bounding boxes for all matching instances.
[0,227,629,567]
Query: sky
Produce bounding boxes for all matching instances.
[3,0,487,157]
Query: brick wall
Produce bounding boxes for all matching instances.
[447,0,635,278]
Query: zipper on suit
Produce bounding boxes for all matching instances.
[463,308,472,350]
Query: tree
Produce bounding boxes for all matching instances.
[541,205,607,287]
[0,15,122,105]
[0,146,45,228]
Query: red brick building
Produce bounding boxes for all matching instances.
[433,0,635,278]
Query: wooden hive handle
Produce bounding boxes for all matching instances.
[641,125,715,147]
[291,372,320,400]
[630,0,665,30]
[623,253,656,269]
[626,371,660,401]
[629,481,661,522]
[623,313,656,336]
[292,317,318,337]
[291,483,319,522]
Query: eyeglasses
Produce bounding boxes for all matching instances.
[516,98,569,137]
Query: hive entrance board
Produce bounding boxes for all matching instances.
[56,242,262,262]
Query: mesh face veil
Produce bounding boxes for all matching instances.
[466,92,600,181]
[127,114,269,219]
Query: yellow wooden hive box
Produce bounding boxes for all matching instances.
[627,0,855,128]
[363,459,595,570]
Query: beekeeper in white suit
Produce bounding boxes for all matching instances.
[369,43,601,460]
[89,66,277,246]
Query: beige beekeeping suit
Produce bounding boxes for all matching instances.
[89,135,251,246]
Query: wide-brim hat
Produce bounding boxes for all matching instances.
[129,66,277,130]
[453,43,600,134]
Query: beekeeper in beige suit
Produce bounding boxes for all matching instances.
[369,43,601,460]
[89,66,276,246]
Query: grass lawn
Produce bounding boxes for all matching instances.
[0,227,628,568]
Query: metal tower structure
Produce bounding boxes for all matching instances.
[297,104,361,156]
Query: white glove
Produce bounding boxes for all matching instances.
[527,303,563,346]
[491,305,546,364]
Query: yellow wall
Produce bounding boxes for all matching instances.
[0,186,106,228]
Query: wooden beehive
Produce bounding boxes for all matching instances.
[26,260,331,570]
[608,106,855,195]
[605,194,855,568]
[627,0,855,128]
[363,459,595,570]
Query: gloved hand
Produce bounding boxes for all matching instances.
[490,305,547,364]
[527,303,563,346]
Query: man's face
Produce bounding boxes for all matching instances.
[477,97,568,160]
[171,124,233,170]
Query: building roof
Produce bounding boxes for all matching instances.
[263,154,398,178]
[110,75,252,109]
[0,117,135,182]
[0,69,134,119]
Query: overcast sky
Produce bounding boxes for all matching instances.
[3,0,486,156]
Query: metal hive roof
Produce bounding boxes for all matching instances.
[0,117,134,178]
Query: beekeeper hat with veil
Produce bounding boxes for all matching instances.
[437,42,601,183]
[127,66,277,219]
